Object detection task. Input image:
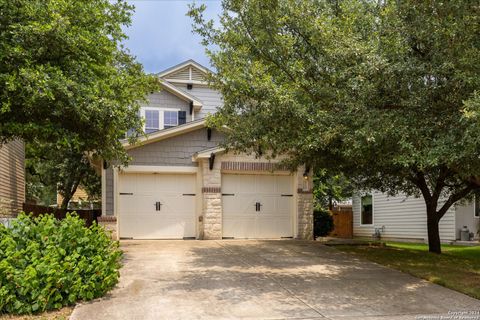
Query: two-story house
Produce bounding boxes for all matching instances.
[100,60,313,240]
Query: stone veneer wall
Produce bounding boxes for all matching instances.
[199,153,314,240]
[201,158,222,239]
[97,216,118,240]
[296,165,314,240]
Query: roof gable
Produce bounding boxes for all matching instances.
[157,60,211,85]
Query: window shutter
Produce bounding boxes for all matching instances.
[178,111,187,125]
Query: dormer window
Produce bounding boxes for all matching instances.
[141,108,182,133]
[164,110,178,129]
[144,109,160,134]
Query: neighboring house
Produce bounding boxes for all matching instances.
[57,187,99,209]
[0,140,25,216]
[352,191,479,242]
[101,60,313,240]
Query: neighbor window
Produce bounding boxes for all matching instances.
[361,194,373,225]
[144,109,160,134]
[164,111,178,129]
[475,192,480,218]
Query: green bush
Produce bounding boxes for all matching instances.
[0,213,122,314]
[313,210,334,238]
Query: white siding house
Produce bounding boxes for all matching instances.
[352,191,479,242]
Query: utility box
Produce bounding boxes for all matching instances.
[460,226,470,241]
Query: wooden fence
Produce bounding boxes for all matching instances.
[22,203,101,227]
[330,207,353,238]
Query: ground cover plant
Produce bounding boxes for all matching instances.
[0,213,122,314]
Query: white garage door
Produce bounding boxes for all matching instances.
[118,173,196,239]
[222,174,294,239]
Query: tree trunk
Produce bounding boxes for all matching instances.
[60,180,80,210]
[426,206,441,254]
[60,193,72,210]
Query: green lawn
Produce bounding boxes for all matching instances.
[335,242,480,299]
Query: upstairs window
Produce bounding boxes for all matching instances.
[361,194,373,225]
[164,111,178,129]
[144,109,160,134]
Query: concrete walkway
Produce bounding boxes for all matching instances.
[70,240,480,320]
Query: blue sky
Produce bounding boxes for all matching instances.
[123,1,222,74]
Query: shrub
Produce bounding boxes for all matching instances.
[314,209,334,238]
[0,213,122,314]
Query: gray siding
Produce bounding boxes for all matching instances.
[0,140,25,216]
[105,128,224,215]
[143,90,192,122]
[352,191,456,241]
[127,128,223,166]
[455,201,479,240]
[173,84,223,119]
[105,167,114,215]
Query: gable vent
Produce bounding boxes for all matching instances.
[191,68,205,82]
[169,67,190,81]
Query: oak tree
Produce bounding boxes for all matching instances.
[189,0,480,253]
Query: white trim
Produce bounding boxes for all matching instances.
[101,167,106,215]
[195,166,202,239]
[141,107,181,132]
[474,194,480,218]
[123,119,206,150]
[157,60,210,79]
[360,193,374,226]
[160,80,203,108]
[164,79,208,85]
[293,173,299,239]
[119,165,198,174]
[113,167,119,218]
[163,109,179,128]
[193,147,226,161]
[141,107,162,133]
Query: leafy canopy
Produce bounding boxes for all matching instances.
[26,141,101,208]
[189,0,480,252]
[0,0,159,163]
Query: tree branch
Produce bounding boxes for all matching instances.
[410,169,432,203]
[436,183,476,219]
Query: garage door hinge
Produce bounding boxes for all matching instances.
[119,192,133,195]
[182,193,196,196]
[281,194,293,197]
[222,193,235,196]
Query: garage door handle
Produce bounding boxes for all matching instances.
[255,202,263,212]
[155,202,162,211]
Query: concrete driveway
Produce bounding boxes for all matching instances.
[70,240,480,320]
